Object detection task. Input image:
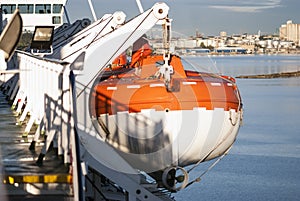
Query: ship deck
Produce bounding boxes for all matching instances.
[0,89,73,201]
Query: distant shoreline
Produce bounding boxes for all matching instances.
[180,52,300,57]
[236,71,300,79]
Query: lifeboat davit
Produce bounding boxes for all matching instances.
[89,39,243,190]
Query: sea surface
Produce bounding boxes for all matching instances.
[174,54,300,201]
[182,54,300,77]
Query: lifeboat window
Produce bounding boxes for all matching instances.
[18,4,34,14]
[181,58,197,71]
[155,60,164,66]
[181,57,220,74]
[1,4,16,14]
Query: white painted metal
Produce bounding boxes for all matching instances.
[50,11,127,62]
[2,51,81,198]
[87,0,97,21]
[72,2,169,174]
[14,52,66,134]
[44,2,170,175]
[0,0,67,31]
[51,18,91,50]
[64,3,174,200]
[136,0,144,13]
[98,108,241,173]
[1,3,175,200]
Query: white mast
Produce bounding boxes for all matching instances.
[87,0,97,21]
[136,0,144,13]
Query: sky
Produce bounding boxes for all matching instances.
[65,0,300,37]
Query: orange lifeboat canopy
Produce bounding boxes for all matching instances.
[91,54,241,117]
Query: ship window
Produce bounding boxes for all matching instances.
[53,4,63,14]
[35,4,51,14]
[18,4,34,14]
[52,16,61,24]
[1,4,16,14]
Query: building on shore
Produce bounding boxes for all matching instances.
[279,20,300,46]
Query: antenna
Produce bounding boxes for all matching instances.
[63,2,71,24]
[87,0,97,21]
[136,0,144,13]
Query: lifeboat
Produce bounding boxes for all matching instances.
[89,37,243,191]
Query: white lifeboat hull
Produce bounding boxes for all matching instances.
[97,107,241,173]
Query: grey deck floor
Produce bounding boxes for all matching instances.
[0,90,73,201]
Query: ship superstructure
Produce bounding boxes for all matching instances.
[0,0,67,31]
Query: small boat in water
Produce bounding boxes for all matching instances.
[89,36,243,190]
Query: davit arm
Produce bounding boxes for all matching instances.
[70,2,170,93]
[67,3,175,200]
[68,2,171,192]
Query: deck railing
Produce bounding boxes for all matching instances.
[2,50,83,200]
[0,3,175,200]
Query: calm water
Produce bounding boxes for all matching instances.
[183,54,300,77]
[174,55,300,201]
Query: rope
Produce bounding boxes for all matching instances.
[188,78,243,172]
[186,115,236,174]
[185,146,231,188]
[184,92,243,188]
[85,17,114,50]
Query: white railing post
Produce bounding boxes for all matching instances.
[10,51,83,199]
